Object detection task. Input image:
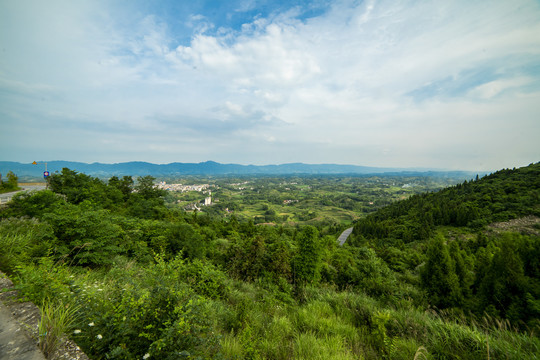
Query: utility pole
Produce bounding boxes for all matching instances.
[32,161,49,188]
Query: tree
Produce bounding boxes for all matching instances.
[135,176,165,200]
[126,176,167,219]
[293,226,322,286]
[420,235,462,308]
[479,234,528,322]
[48,168,96,204]
[108,175,133,201]
[6,171,18,189]
[0,171,19,192]
[43,205,123,266]
[449,241,474,302]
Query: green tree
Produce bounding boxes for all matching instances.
[43,205,123,266]
[449,241,474,302]
[135,175,165,200]
[227,235,267,281]
[1,190,65,218]
[293,226,322,286]
[6,171,18,189]
[479,234,529,322]
[108,175,133,201]
[420,235,462,308]
[167,223,206,259]
[0,171,19,192]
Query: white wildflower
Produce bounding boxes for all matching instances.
[73,329,81,334]
[96,334,103,339]
[88,322,94,327]
[143,353,150,359]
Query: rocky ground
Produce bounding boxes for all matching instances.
[0,271,89,360]
[487,215,540,236]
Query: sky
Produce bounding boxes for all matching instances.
[1,0,539,171]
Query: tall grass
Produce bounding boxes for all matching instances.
[9,250,539,360]
[38,300,79,359]
[0,232,32,272]
[294,332,357,360]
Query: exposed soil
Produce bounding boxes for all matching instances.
[486,215,540,236]
[0,272,89,360]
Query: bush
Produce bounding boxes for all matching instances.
[14,257,73,303]
[69,258,222,359]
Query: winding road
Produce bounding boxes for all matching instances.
[337,227,354,246]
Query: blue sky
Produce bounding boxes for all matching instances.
[1,0,539,171]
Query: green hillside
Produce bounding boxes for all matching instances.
[353,162,540,244]
[0,164,538,359]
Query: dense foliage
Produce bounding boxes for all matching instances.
[351,163,540,329]
[0,164,539,359]
[353,163,540,243]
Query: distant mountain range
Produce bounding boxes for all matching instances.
[0,161,475,179]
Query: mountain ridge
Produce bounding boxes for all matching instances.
[0,160,475,178]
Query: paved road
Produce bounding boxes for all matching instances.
[338,227,354,246]
[0,302,45,360]
[0,185,46,205]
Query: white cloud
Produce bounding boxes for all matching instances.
[469,77,533,99]
[1,0,539,170]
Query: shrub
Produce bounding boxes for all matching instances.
[70,259,222,359]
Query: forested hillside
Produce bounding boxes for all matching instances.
[351,163,540,330]
[354,163,540,243]
[0,164,538,359]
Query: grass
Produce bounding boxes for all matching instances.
[38,299,79,359]
[9,251,540,360]
[0,233,32,272]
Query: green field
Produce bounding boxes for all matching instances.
[163,175,466,227]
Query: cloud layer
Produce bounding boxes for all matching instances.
[1,0,539,170]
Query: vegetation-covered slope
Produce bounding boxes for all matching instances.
[353,162,540,243]
[351,163,540,328]
[0,164,538,359]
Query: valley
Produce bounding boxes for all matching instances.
[0,164,538,359]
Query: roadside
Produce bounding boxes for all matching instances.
[0,184,47,205]
[0,272,89,360]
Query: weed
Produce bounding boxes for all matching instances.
[413,346,429,360]
[38,299,79,359]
